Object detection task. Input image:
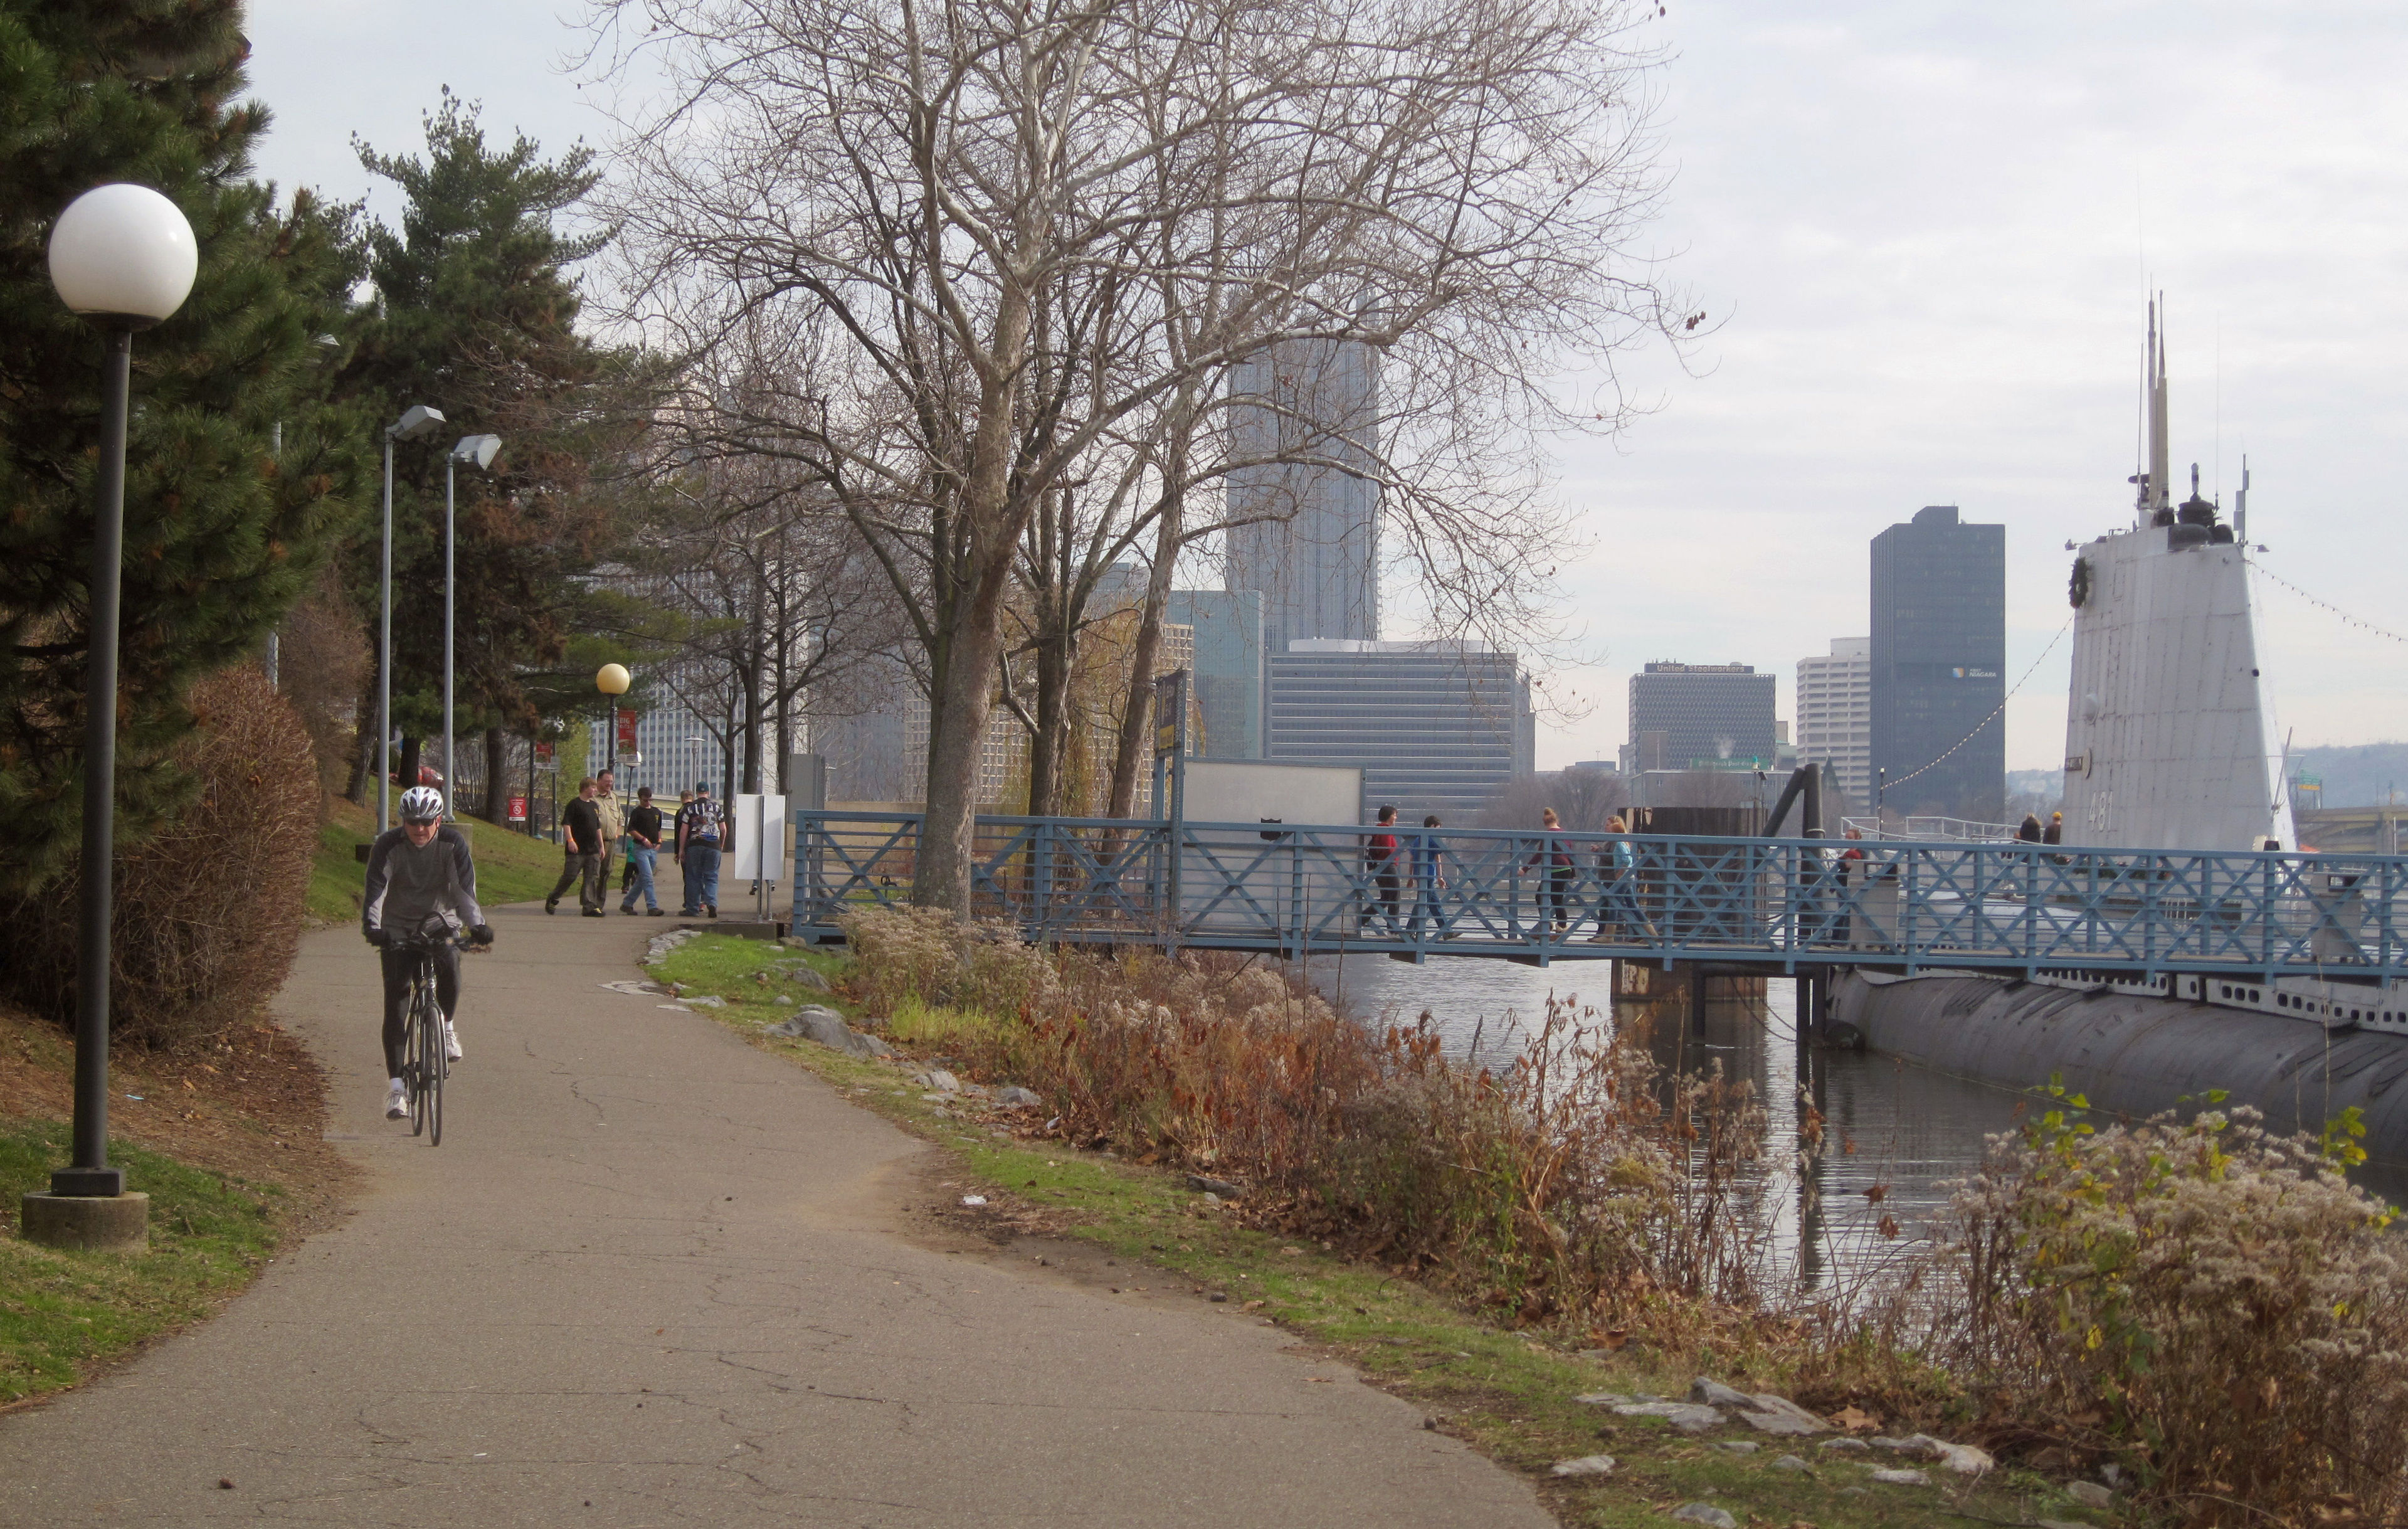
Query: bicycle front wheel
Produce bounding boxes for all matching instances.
[406,977,431,1138]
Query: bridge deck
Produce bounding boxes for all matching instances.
[790,812,2408,982]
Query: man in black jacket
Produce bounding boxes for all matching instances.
[546,777,608,917]
[364,785,493,1119]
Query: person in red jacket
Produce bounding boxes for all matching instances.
[1363,804,1403,935]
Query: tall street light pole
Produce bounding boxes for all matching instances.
[379,405,445,832]
[442,435,502,819]
[24,184,196,1250]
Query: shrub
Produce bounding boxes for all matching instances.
[1941,1094,2408,1523]
[833,909,1771,1324]
[0,667,320,1047]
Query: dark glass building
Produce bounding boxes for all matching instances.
[1265,641,1534,816]
[1869,504,2005,820]
[1625,662,1777,772]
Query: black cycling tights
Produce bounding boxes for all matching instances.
[379,944,460,1077]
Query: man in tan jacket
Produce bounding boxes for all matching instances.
[594,769,626,879]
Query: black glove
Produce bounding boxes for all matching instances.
[364,928,388,949]
[470,924,494,946]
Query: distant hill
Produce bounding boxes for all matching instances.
[2289,742,2408,809]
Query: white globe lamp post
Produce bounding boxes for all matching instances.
[26,186,198,1247]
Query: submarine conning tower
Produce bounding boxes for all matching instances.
[2059,297,2294,854]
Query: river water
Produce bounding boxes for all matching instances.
[1304,953,2030,1286]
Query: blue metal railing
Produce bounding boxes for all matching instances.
[791,810,2408,980]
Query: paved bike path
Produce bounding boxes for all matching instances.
[0,899,1550,1526]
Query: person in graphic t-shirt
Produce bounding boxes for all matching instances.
[678,780,724,918]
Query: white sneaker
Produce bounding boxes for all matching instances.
[442,1020,462,1062]
[385,1081,408,1120]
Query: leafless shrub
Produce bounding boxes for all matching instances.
[274,565,371,799]
[0,667,319,1048]
[1930,1101,2408,1522]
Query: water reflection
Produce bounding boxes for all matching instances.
[1306,952,2408,1288]
[1306,953,2028,1286]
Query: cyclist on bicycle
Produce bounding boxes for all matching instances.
[363,786,494,1120]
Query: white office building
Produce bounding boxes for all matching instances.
[1796,636,1872,808]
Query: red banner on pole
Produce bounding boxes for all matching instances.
[616,707,639,749]
[506,795,528,823]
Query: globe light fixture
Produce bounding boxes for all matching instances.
[598,664,632,779]
[440,436,504,820]
[46,184,198,327]
[26,186,198,1244]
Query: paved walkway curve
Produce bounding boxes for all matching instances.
[0,899,1551,1526]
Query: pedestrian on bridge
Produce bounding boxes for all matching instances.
[1365,805,1404,935]
[1406,815,1449,937]
[1592,815,1644,941]
[1527,807,1576,935]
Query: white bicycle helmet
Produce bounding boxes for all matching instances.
[398,786,445,824]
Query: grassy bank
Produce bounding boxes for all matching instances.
[0,1006,341,1406]
[0,1122,285,1402]
[652,931,2108,1529]
[308,795,569,923]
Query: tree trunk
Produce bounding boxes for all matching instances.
[398,734,422,796]
[1106,428,1192,818]
[914,286,1032,914]
[344,675,375,803]
[1025,595,1074,819]
[483,726,505,822]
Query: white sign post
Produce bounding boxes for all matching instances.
[732,794,788,919]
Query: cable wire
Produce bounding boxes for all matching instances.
[2246,556,2408,647]
[1881,616,2074,795]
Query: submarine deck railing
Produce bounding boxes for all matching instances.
[789,810,2408,982]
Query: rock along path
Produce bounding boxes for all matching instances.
[0,900,1550,1527]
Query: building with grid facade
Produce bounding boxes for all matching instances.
[1795,637,1872,807]
[1624,662,1777,773]
[1224,338,1381,658]
[1265,640,1534,817]
[1871,505,2004,820]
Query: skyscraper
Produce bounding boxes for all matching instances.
[1166,590,1265,759]
[1223,338,1380,657]
[1625,662,1777,772]
[1870,504,2005,820]
[1265,640,1533,816]
[1796,637,1872,808]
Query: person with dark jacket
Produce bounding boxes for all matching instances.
[546,777,607,917]
[2016,813,2044,844]
[677,781,724,918]
[619,786,667,916]
[363,785,492,1120]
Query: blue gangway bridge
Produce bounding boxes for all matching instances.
[791,810,2408,987]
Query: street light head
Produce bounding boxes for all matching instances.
[450,433,502,470]
[596,662,631,697]
[47,184,198,328]
[389,404,445,442]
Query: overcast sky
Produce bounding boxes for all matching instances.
[241,0,2408,775]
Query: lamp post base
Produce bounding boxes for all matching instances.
[20,1191,149,1252]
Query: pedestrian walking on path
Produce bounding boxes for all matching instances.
[677,780,722,918]
[546,777,607,917]
[619,786,667,916]
[1525,807,1576,934]
[594,769,626,882]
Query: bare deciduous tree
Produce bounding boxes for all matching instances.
[590,0,1687,911]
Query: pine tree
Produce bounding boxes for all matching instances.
[0,0,369,894]
[340,93,643,807]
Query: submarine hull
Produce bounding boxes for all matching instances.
[1835,971,2408,1168]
